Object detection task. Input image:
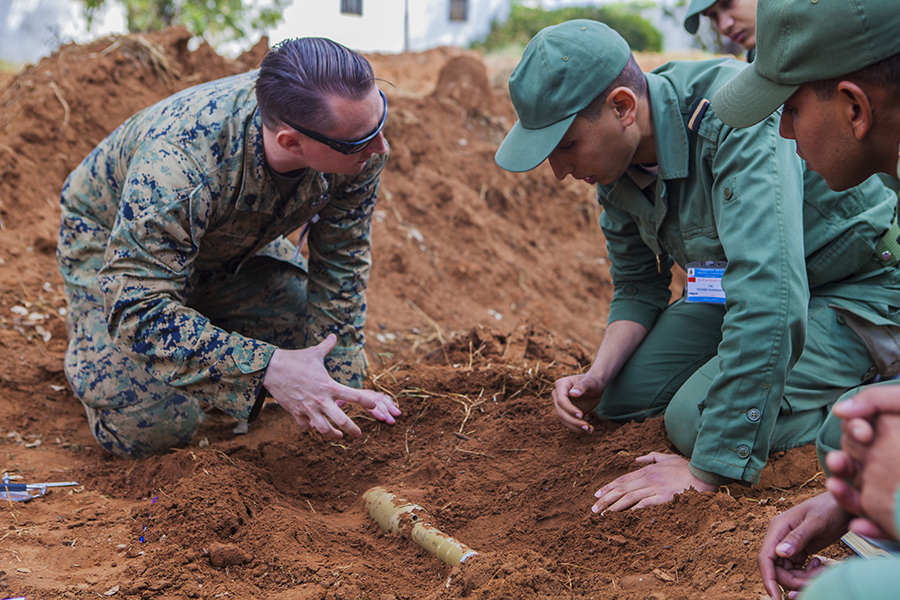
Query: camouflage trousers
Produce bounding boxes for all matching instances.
[64,257,308,459]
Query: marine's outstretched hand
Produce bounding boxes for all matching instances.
[264,334,401,439]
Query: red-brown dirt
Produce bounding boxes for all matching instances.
[0,29,840,599]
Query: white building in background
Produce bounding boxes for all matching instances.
[1,0,694,66]
[270,0,511,54]
[269,0,693,54]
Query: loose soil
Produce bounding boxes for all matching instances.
[0,29,838,599]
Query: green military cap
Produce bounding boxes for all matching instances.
[683,0,717,34]
[494,19,631,173]
[712,0,900,128]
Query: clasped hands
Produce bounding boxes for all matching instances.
[757,384,900,600]
[825,389,900,541]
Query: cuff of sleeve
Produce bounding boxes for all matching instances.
[689,463,735,487]
[201,337,277,421]
[607,301,662,332]
[323,345,369,388]
[247,383,268,424]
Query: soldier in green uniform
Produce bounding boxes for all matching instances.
[712,0,900,597]
[494,20,900,515]
[683,0,758,62]
[685,0,900,198]
[59,37,401,459]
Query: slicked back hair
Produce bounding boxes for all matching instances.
[810,51,900,101]
[256,38,375,133]
[579,54,647,123]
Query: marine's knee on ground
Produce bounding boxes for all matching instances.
[84,397,205,459]
[65,307,208,458]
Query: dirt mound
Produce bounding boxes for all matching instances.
[8,360,827,600]
[432,55,493,111]
[427,322,591,371]
[0,29,839,600]
[0,28,264,231]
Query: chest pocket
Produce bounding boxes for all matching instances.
[196,210,278,270]
[607,178,667,257]
[680,97,725,262]
[195,173,338,271]
[632,216,665,257]
[680,197,722,259]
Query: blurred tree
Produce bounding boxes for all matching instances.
[474,2,663,53]
[81,0,287,46]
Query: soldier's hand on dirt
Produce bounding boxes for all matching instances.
[756,491,849,600]
[552,373,605,433]
[263,334,401,440]
[591,452,716,513]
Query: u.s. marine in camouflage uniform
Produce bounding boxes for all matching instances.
[58,38,401,458]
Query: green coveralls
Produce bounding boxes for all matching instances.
[594,58,900,486]
[815,160,900,466]
[58,71,387,458]
[800,162,900,597]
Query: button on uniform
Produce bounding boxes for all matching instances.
[736,445,750,459]
[747,408,760,422]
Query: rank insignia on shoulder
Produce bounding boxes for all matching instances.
[688,98,710,133]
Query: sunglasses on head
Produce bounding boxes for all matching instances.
[280,89,388,155]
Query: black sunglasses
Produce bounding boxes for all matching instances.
[280,89,388,155]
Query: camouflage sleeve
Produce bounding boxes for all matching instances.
[306,148,389,388]
[99,138,274,421]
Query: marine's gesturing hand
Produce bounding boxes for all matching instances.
[264,335,400,439]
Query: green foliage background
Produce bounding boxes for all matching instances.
[473,3,663,53]
[81,0,287,46]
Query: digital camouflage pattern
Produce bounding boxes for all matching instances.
[58,71,387,457]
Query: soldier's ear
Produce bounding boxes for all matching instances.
[608,87,638,128]
[271,126,305,156]
[837,81,874,141]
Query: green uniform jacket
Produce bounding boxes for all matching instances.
[58,71,387,418]
[598,58,899,484]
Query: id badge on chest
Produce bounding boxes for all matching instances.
[685,260,727,304]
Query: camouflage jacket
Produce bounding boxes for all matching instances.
[57,71,387,419]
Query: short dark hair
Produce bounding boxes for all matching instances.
[579,54,647,123]
[809,51,900,101]
[256,38,375,132]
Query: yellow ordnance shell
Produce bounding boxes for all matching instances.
[363,486,479,566]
